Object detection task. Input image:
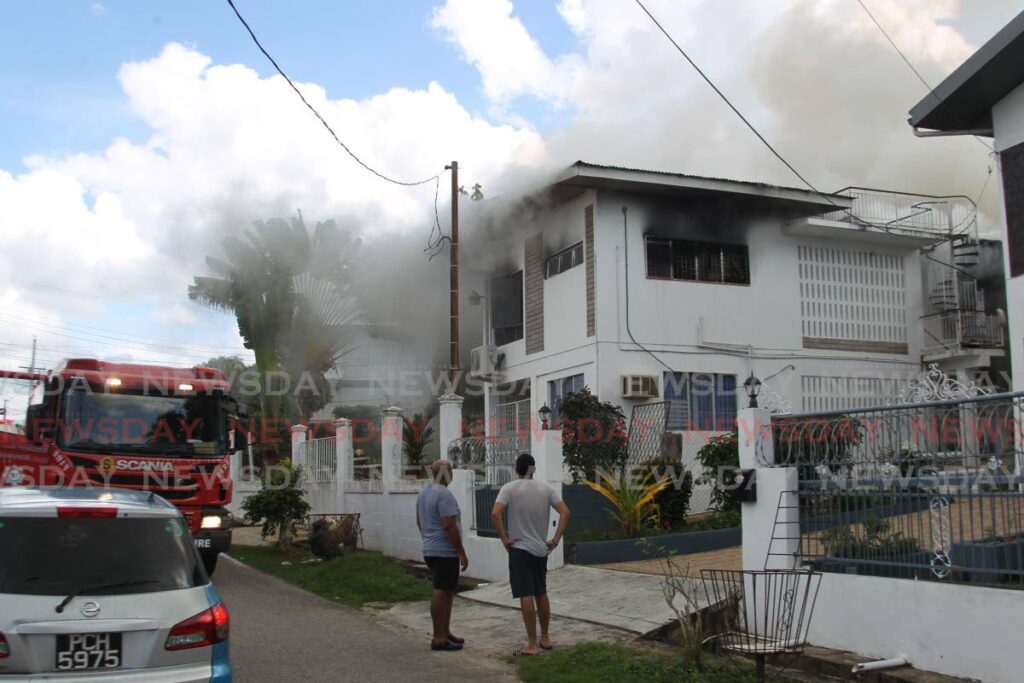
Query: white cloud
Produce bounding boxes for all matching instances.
[431,0,584,105]
[434,0,1001,219]
[0,40,550,383]
[89,3,106,17]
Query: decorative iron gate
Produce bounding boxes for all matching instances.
[763,389,1024,588]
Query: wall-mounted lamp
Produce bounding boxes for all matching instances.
[538,404,552,430]
[743,374,762,408]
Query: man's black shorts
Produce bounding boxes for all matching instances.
[424,556,460,591]
[509,548,548,599]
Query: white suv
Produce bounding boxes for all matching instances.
[0,487,231,681]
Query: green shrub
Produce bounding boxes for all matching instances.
[242,462,311,550]
[695,432,741,512]
[642,455,694,529]
[558,388,628,483]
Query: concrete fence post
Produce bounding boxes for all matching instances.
[334,418,353,482]
[290,424,308,470]
[334,417,353,513]
[738,407,799,571]
[381,406,403,491]
[451,467,474,530]
[532,426,565,570]
[438,393,464,460]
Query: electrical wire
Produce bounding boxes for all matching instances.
[632,0,832,200]
[224,0,450,255]
[634,0,981,261]
[854,0,993,152]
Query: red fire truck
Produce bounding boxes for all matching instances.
[0,358,246,575]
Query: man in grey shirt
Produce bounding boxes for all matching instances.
[416,460,468,651]
[492,453,570,656]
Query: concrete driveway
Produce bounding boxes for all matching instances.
[213,555,515,682]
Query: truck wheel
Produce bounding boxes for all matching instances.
[202,553,219,576]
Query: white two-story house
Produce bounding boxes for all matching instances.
[469,162,1004,511]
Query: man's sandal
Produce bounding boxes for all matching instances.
[431,639,463,651]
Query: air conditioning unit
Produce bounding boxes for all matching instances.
[469,345,505,382]
[620,374,658,399]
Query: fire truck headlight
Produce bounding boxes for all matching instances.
[201,515,223,529]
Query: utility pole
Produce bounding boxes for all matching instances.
[19,336,43,374]
[445,161,460,386]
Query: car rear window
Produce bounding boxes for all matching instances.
[0,516,203,596]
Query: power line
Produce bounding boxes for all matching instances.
[224,0,451,257]
[633,0,979,245]
[854,0,993,152]
[226,0,439,188]
[8,277,152,307]
[633,0,833,200]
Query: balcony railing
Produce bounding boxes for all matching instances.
[820,188,975,239]
[922,311,1004,356]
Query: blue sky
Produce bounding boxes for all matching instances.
[0,0,577,171]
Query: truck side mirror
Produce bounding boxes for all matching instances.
[233,426,249,453]
[24,404,46,442]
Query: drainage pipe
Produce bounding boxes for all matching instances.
[851,656,908,674]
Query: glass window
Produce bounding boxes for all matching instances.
[0,516,202,596]
[548,374,585,421]
[59,390,226,456]
[491,270,524,345]
[663,372,737,431]
[546,242,584,278]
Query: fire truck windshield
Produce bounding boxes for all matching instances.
[58,389,228,457]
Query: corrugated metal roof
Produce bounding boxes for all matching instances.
[562,160,851,204]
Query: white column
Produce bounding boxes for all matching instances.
[450,467,474,530]
[438,393,464,461]
[381,406,403,491]
[334,418,352,513]
[532,427,565,570]
[290,424,308,470]
[738,407,799,571]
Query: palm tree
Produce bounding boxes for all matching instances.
[189,215,364,420]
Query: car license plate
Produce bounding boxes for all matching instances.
[55,633,122,671]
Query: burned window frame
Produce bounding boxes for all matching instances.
[644,235,750,285]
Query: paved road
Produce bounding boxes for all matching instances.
[213,556,514,682]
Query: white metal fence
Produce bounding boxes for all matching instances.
[297,436,337,483]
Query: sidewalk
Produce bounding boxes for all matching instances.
[594,545,741,576]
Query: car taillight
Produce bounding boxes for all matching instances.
[57,506,117,518]
[165,602,229,651]
[0,632,9,658]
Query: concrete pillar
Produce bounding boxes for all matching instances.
[451,468,474,530]
[738,407,799,571]
[381,406,403,491]
[334,418,352,513]
[290,424,307,470]
[438,393,464,461]
[532,427,565,570]
[335,418,353,482]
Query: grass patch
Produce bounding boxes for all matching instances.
[514,643,753,683]
[229,545,432,608]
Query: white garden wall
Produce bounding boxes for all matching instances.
[810,573,1024,683]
